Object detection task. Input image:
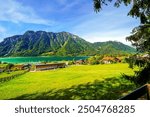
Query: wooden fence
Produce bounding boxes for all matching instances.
[0,70,29,83]
[120,84,150,100]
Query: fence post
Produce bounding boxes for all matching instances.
[146,84,150,100]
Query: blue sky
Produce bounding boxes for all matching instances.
[0,0,139,45]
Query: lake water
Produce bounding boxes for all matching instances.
[0,56,88,64]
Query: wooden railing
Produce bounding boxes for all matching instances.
[120,84,150,100]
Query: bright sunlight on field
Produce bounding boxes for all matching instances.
[0,63,136,99]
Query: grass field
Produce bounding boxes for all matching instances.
[0,70,25,79]
[0,63,137,100]
[0,64,7,67]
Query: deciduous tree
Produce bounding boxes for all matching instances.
[93,0,150,85]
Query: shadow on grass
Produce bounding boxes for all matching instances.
[10,77,136,100]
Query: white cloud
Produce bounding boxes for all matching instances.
[77,25,134,45]
[0,0,55,25]
[56,0,68,5]
[61,1,78,10]
[81,31,132,45]
[0,26,7,42]
[0,26,6,33]
[55,0,87,12]
[70,7,139,46]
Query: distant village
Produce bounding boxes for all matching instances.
[0,54,149,73]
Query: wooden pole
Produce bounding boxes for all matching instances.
[146,84,150,100]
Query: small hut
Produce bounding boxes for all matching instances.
[75,60,85,65]
[0,67,4,73]
[101,57,114,64]
[14,65,24,70]
[35,63,66,71]
[101,57,122,64]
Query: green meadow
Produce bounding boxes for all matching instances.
[0,63,136,100]
[0,70,25,79]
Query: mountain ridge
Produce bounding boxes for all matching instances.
[0,31,136,57]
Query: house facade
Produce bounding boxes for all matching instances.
[75,60,85,65]
[101,57,122,64]
[35,63,66,71]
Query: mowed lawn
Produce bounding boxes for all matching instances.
[0,63,136,99]
[0,70,25,79]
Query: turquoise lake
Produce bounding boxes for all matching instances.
[0,56,88,64]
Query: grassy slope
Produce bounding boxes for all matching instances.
[0,64,7,67]
[0,63,136,99]
[0,70,25,79]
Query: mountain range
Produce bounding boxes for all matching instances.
[0,31,136,57]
